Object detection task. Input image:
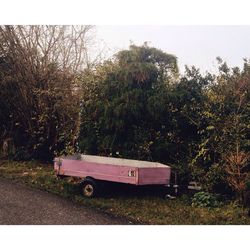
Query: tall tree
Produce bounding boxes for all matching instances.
[191,59,250,196]
[0,25,94,160]
[79,44,178,160]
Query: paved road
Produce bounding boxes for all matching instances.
[0,178,131,225]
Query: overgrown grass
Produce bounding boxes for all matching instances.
[0,160,249,225]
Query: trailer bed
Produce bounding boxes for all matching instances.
[54,154,171,186]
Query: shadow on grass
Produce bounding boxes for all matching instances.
[96,182,171,199]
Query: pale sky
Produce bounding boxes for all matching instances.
[96,25,250,74]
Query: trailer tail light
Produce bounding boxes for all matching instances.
[53,158,62,173]
[128,170,136,177]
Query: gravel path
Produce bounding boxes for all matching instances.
[0,178,131,225]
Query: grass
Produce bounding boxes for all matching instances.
[0,159,249,225]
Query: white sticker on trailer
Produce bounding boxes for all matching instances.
[128,170,136,177]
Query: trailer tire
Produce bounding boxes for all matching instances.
[81,178,98,198]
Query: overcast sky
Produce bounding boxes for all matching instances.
[96,25,250,74]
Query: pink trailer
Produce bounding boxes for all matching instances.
[54,154,171,197]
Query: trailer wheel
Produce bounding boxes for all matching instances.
[81,179,98,198]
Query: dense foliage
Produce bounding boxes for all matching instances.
[0,25,93,160]
[79,44,179,160]
[0,28,249,202]
[78,44,250,199]
[191,191,220,208]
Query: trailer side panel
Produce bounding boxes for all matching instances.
[58,159,138,185]
[138,167,171,185]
